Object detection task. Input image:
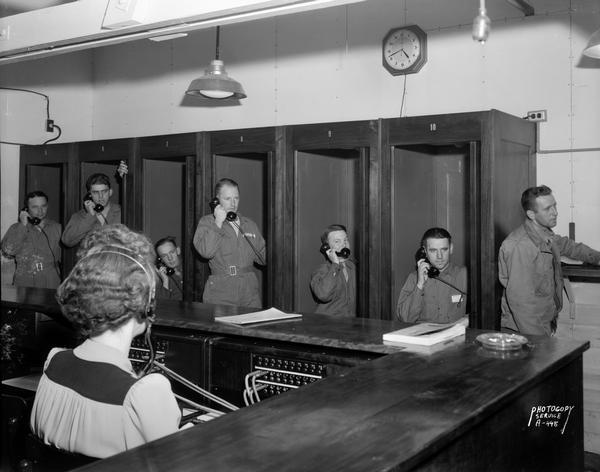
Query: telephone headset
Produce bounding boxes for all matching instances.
[83,246,158,376]
[415,247,440,278]
[320,243,351,259]
[20,207,40,226]
[84,193,105,213]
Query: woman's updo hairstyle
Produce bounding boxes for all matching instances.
[57,225,156,337]
[76,223,156,262]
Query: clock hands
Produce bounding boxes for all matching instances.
[388,48,410,60]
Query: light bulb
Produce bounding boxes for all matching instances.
[199,90,235,99]
[472,8,491,43]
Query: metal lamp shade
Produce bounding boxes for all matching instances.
[583,29,600,59]
[186,60,246,99]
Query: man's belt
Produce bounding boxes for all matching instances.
[32,261,60,273]
[213,265,253,276]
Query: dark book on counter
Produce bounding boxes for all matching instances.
[383,317,468,347]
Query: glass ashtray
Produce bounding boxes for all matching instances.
[476,332,529,351]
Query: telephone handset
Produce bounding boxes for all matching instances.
[21,207,40,226]
[156,258,175,276]
[84,193,104,213]
[415,247,439,278]
[209,197,219,213]
[320,243,351,259]
[209,197,237,221]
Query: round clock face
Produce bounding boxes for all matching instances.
[382,26,427,75]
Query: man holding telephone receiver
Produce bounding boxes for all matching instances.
[155,236,184,300]
[310,224,356,317]
[62,162,128,248]
[1,191,62,288]
[193,178,266,307]
[396,227,467,324]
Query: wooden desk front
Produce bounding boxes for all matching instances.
[1,287,589,471]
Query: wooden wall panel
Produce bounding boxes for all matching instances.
[18,111,534,323]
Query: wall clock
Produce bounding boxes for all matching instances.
[382,25,428,76]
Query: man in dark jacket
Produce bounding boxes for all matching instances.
[62,162,127,248]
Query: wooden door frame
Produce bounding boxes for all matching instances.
[286,120,377,317]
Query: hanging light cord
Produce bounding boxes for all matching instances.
[0,86,61,146]
[215,26,221,60]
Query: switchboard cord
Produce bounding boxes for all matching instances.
[243,370,268,406]
[152,361,239,412]
[173,394,225,418]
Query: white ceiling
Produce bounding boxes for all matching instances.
[0,0,369,64]
[0,0,76,18]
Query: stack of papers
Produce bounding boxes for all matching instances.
[215,307,302,325]
[383,317,468,347]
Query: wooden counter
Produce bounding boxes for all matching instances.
[1,285,407,356]
[562,263,600,282]
[1,286,589,471]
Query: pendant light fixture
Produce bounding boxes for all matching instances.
[186,26,246,100]
[472,0,491,43]
[583,28,600,59]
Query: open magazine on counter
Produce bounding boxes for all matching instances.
[215,307,302,325]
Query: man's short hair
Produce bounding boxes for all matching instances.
[85,173,112,191]
[421,227,452,247]
[521,185,552,212]
[321,224,347,245]
[155,236,178,252]
[25,190,48,206]
[215,178,239,196]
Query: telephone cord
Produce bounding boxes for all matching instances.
[39,226,61,280]
[432,277,466,306]
[168,274,183,294]
[227,219,266,266]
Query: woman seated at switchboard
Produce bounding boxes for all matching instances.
[30,224,186,459]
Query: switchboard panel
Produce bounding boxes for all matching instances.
[209,337,378,407]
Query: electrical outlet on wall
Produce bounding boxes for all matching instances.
[526,110,547,122]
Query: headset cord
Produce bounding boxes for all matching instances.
[140,324,155,377]
[39,226,61,279]
[227,219,266,266]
